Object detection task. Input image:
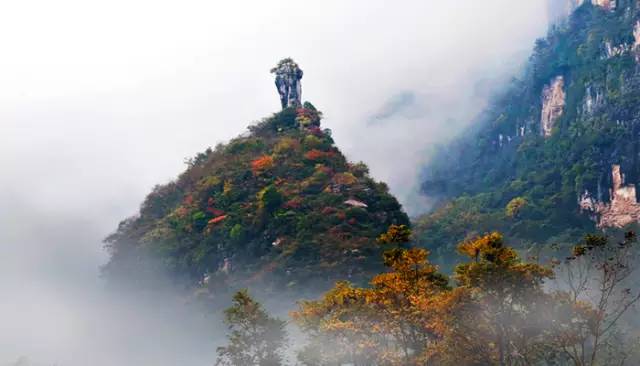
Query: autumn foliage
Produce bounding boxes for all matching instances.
[377,224,412,245]
[303,149,334,161]
[104,105,410,292]
[251,155,274,175]
[290,229,640,366]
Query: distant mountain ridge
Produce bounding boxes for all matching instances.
[416,0,640,263]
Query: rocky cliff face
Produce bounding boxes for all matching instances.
[572,0,616,11]
[634,21,640,61]
[593,0,616,10]
[580,165,640,228]
[549,0,615,20]
[540,76,566,137]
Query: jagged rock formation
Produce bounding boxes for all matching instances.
[592,0,615,10]
[540,76,565,137]
[580,165,640,228]
[271,58,303,109]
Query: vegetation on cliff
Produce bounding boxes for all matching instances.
[417,1,640,264]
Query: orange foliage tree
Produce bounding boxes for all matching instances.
[292,229,602,366]
[433,232,558,365]
[292,226,449,365]
[251,155,274,175]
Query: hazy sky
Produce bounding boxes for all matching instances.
[0,1,552,364]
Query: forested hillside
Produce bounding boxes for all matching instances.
[104,103,408,294]
[417,0,640,264]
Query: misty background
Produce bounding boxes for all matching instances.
[0,0,555,364]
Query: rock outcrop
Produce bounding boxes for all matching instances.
[592,0,615,10]
[540,76,566,137]
[271,58,303,109]
[634,21,640,62]
[548,0,616,22]
[580,165,640,228]
[556,0,615,16]
[604,40,630,58]
[574,0,616,10]
[583,84,604,115]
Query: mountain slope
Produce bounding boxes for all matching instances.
[104,103,408,292]
[416,1,640,263]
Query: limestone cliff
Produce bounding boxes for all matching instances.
[580,165,640,228]
[592,0,615,10]
[540,76,565,137]
[551,0,614,19]
[634,21,640,61]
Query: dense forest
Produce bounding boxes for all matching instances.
[416,0,640,267]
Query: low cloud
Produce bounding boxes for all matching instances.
[0,0,553,363]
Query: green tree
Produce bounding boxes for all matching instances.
[257,185,283,214]
[216,290,288,366]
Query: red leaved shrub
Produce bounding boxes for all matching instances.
[251,155,274,175]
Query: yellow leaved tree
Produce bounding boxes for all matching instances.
[292,225,448,365]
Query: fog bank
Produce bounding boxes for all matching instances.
[0,1,554,364]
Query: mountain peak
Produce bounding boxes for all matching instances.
[105,96,408,295]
